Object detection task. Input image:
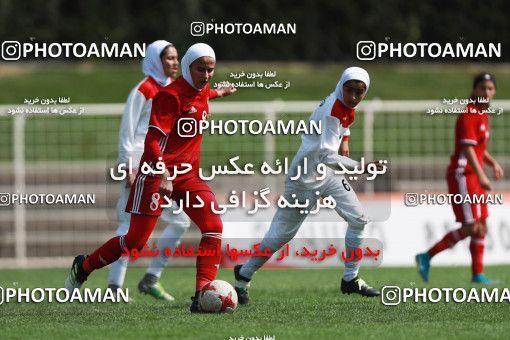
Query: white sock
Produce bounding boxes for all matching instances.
[239,257,266,281]
[239,238,282,280]
[240,204,304,281]
[108,256,129,287]
[146,225,187,278]
[343,225,364,282]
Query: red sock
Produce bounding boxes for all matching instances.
[182,190,223,292]
[470,236,485,275]
[428,228,467,258]
[82,236,122,273]
[82,214,158,273]
[196,234,222,291]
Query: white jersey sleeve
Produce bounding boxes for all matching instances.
[317,106,359,171]
[118,83,147,168]
[287,94,360,188]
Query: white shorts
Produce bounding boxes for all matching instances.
[263,175,368,247]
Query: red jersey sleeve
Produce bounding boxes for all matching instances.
[457,113,478,146]
[148,91,180,136]
[209,88,219,100]
[143,128,164,162]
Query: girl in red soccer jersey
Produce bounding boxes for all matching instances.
[108,40,190,301]
[416,73,504,284]
[65,43,228,311]
[109,41,235,301]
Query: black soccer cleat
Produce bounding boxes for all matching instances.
[108,284,121,291]
[190,291,203,313]
[64,255,89,292]
[341,276,380,297]
[233,264,251,305]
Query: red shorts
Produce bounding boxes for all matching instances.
[447,171,488,223]
[126,173,213,216]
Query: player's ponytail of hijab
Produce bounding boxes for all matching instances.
[142,40,174,87]
[334,67,370,108]
[181,43,216,90]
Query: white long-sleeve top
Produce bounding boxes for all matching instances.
[118,76,164,169]
[287,93,360,188]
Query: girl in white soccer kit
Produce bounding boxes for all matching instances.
[110,40,236,299]
[234,67,383,303]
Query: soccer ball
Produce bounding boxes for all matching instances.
[199,280,238,313]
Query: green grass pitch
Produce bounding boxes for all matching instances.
[0,265,509,339]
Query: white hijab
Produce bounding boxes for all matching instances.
[142,40,173,86]
[334,67,370,107]
[181,43,216,90]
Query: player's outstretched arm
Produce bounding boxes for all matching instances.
[464,145,491,190]
[209,85,237,100]
[215,85,237,98]
[120,87,148,187]
[319,116,359,171]
[339,138,349,156]
[143,127,173,197]
[483,150,504,180]
[159,168,173,197]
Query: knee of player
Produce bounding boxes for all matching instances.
[200,224,223,235]
[115,223,130,236]
[480,219,488,234]
[124,236,148,251]
[169,220,191,232]
[202,225,223,235]
[461,222,476,236]
[201,218,223,234]
[279,229,300,242]
[347,214,369,230]
[475,224,487,238]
